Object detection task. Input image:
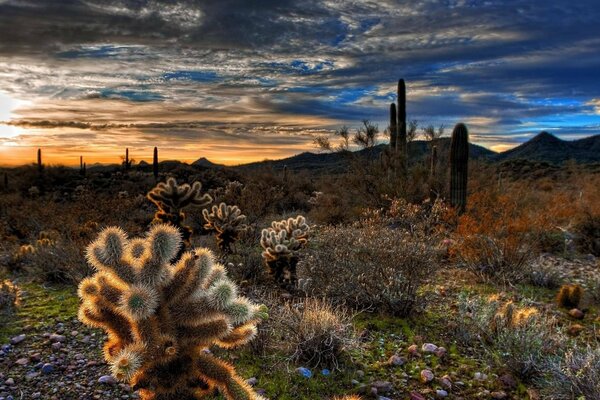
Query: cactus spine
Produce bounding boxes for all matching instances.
[78,225,267,400]
[450,123,469,214]
[153,147,159,180]
[389,103,397,151]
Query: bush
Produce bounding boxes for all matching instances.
[275,298,358,369]
[573,213,600,256]
[0,280,19,313]
[456,294,563,381]
[298,216,437,316]
[539,346,600,399]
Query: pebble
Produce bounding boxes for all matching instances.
[246,377,257,386]
[98,375,117,385]
[15,357,29,366]
[421,343,438,353]
[409,392,426,400]
[49,334,66,343]
[474,372,488,381]
[5,378,14,386]
[296,367,312,379]
[568,308,584,319]
[371,381,393,394]
[491,391,508,399]
[41,363,54,374]
[420,369,434,383]
[388,354,405,366]
[10,334,26,345]
[436,389,448,397]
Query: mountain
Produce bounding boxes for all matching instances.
[493,132,600,164]
[192,157,225,168]
[235,139,495,173]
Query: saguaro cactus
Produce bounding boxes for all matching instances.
[78,225,267,400]
[202,203,249,253]
[147,178,212,247]
[389,103,397,151]
[125,148,131,171]
[37,149,43,172]
[153,147,159,180]
[396,79,407,156]
[450,123,469,214]
[260,215,310,287]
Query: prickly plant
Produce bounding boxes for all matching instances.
[396,79,407,156]
[147,178,212,248]
[37,148,43,173]
[202,203,249,253]
[0,280,19,313]
[125,148,131,171]
[450,123,469,214]
[260,215,309,287]
[77,224,268,400]
[556,284,583,309]
[389,102,397,151]
[153,147,159,180]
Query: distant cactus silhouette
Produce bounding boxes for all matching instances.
[78,224,267,400]
[260,215,309,287]
[147,178,212,248]
[153,147,159,180]
[389,102,397,151]
[396,79,407,157]
[203,203,249,253]
[450,123,469,214]
[37,148,43,173]
[124,148,131,171]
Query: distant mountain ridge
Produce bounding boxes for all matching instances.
[493,132,600,164]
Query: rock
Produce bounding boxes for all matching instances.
[491,391,508,399]
[440,375,452,389]
[371,381,393,394]
[409,392,426,400]
[388,354,405,366]
[296,367,312,378]
[321,369,331,376]
[420,369,434,383]
[567,324,584,336]
[435,347,447,358]
[568,308,584,319]
[498,373,517,389]
[407,344,419,356]
[5,378,14,385]
[246,377,257,386]
[15,357,29,366]
[10,334,26,345]
[355,370,365,378]
[98,375,118,385]
[436,389,448,397]
[49,333,66,343]
[474,372,488,381]
[422,343,438,353]
[51,342,62,350]
[41,363,54,374]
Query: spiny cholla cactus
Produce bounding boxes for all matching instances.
[78,224,267,400]
[202,203,249,253]
[260,216,309,287]
[147,178,212,247]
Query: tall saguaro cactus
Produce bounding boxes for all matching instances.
[125,148,130,171]
[153,147,159,180]
[389,103,397,151]
[450,123,469,214]
[396,79,407,156]
[37,148,43,173]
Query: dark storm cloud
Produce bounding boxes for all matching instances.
[1,0,599,158]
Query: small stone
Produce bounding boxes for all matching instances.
[355,370,365,378]
[491,391,508,399]
[296,367,312,378]
[321,369,331,376]
[15,357,29,366]
[440,375,452,389]
[5,378,14,385]
[10,334,26,345]
[567,324,584,336]
[474,372,488,381]
[568,309,584,320]
[422,343,438,353]
[49,333,66,343]
[435,346,447,358]
[410,392,426,400]
[371,381,393,394]
[246,377,257,386]
[420,369,434,383]
[41,363,54,374]
[51,342,62,350]
[407,344,419,356]
[498,373,517,389]
[388,354,405,366]
[436,389,448,397]
[98,375,117,385]
[351,379,360,385]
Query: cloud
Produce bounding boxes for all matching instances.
[0,0,599,164]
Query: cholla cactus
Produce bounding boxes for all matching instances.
[260,215,309,287]
[78,224,267,400]
[0,280,20,313]
[202,203,249,253]
[147,178,212,247]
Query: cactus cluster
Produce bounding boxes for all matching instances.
[147,178,212,247]
[202,203,249,253]
[78,224,267,400]
[556,284,583,309]
[260,216,310,287]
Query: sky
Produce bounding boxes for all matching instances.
[0,0,599,166]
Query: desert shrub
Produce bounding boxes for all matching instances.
[452,190,541,283]
[275,297,358,369]
[527,262,562,289]
[0,279,19,313]
[573,212,600,256]
[538,346,600,399]
[298,215,437,316]
[21,238,89,283]
[456,294,563,381]
[556,284,583,309]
